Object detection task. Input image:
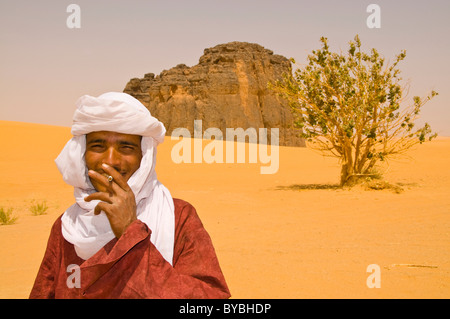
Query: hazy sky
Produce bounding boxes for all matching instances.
[1,0,449,135]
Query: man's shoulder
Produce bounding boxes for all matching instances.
[50,204,80,235]
[172,198,202,226]
[172,198,196,211]
[51,213,64,231]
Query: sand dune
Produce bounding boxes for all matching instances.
[0,120,449,298]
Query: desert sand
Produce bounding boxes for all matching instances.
[0,120,449,299]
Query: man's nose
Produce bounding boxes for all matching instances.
[102,147,121,169]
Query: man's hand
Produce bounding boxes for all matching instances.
[84,163,137,238]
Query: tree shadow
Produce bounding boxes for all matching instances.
[276,180,418,193]
[275,183,341,191]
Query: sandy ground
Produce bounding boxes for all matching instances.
[0,120,449,299]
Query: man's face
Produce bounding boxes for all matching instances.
[85,131,143,192]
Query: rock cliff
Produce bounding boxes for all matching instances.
[123,41,304,147]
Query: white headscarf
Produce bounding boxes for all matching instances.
[55,92,175,264]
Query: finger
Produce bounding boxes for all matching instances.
[88,169,115,194]
[84,192,114,204]
[94,204,102,215]
[101,163,131,191]
[94,201,111,216]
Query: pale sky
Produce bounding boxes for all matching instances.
[1,0,449,135]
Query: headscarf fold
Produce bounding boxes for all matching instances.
[55,92,175,264]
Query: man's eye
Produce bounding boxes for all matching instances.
[121,146,135,152]
[90,144,104,150]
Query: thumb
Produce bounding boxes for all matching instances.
[94,202,108,216]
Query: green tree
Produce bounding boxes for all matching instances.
[270,35,438,186]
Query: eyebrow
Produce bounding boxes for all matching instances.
[86,138,106,145]
[118,140,139,147]
[86,139,139,147]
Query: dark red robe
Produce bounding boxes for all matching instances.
[29,198,230,299]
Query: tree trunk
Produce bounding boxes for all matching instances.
[340,144,354,186]
[340,163,353,186]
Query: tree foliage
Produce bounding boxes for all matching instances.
[270,35,438,186]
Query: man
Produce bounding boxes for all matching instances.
[29,92,230,298]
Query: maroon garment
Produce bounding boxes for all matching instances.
[29,198,230,299]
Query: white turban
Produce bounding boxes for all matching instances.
[55,92,175,264]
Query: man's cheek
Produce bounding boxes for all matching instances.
[84,152,99,169]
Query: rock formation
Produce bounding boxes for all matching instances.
[123,41,305,147]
